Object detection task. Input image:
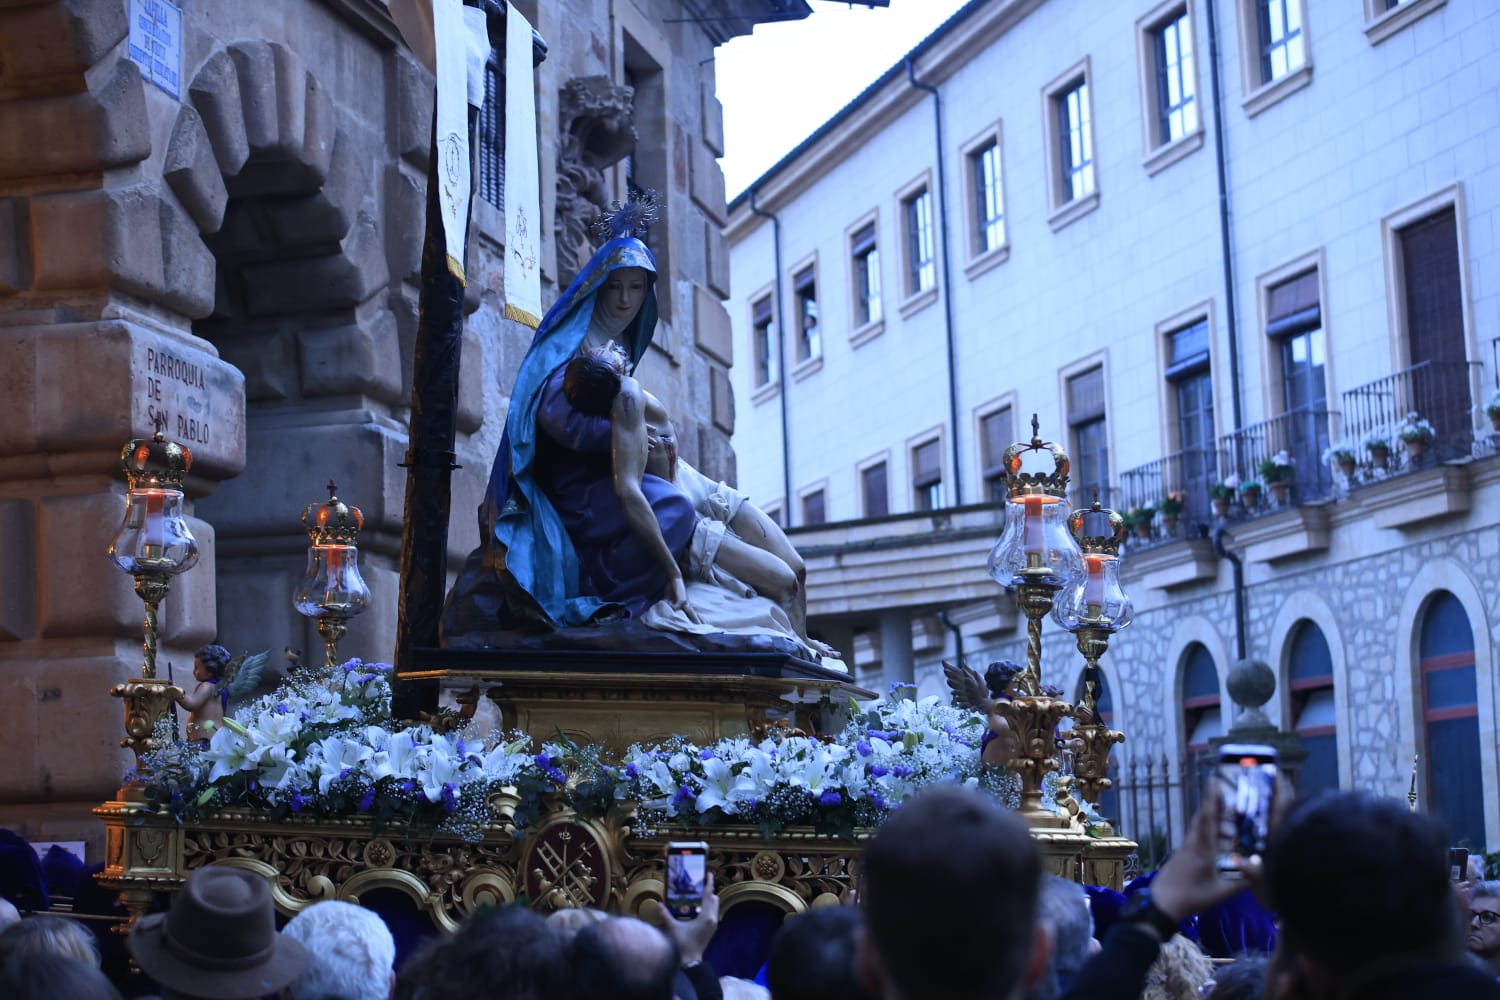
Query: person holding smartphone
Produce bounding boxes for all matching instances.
[1063,790,1500,1000]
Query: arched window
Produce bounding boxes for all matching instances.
[1181,643,1220,816]
[1421,592,1484,847]
[1288,621,1337,796]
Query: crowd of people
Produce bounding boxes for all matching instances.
[2,783,1497,999]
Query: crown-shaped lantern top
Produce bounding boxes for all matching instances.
[301,481,364,546]
[1067,494,1128,555]
[1002,414,1071,500]
[120,430,193,492]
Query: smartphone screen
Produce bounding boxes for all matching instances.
[665,841,709,920]
[1213,743,1278,877]
[1450,847,1470,882]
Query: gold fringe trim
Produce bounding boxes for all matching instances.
[446,254,466,286]
[504,303,541,329]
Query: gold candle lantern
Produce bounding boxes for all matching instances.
[295,481,370,670]
[107,429,199,775]
[1053,497,1131,807]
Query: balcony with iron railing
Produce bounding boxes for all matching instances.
[1114,359,1492,557]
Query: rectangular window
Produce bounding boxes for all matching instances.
[751,295,777,388]
[980,407,1015,503]
[902,189,935,296]
[1057,80,1095,204]
[1068,367,1109,506]
[861,462,889,518]
[801,489,826,526]
[850,223,882,328]
[969,142,1005,256]
[1267,270,1329,476]
[1258,0,1306,84]
[911,439,943,511]
[1165,319,1214,510]
[793,267,820,363]
[1398,207,1469,447]
[1154,11,1198,144]
[478,58,505,209]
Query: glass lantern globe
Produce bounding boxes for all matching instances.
[1053,502,1133,632]
[987,491,1084,590]
[108,486,200,576]
[294,543,371,619]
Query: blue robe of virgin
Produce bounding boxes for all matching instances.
[467,237,692,627]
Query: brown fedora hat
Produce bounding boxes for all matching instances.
[129,865,309,1000]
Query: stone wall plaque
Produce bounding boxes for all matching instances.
[128,0,183,100]
[131,332,244,477]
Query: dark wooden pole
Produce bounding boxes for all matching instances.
[391,1,522,722]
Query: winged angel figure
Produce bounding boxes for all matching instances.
[943,659,1028,769]
[176,645,271,742]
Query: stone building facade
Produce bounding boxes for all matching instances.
[726,0,1500,847]
[0,0,789,845]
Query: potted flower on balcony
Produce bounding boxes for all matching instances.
[1209,475,1238,517]
[1157,491,1186,534]
[1124,503,1155,540]
[1364,431,1391,471]
[1486,390,1500,432]
[1258,450,1294,505]
[1322,442,1357,479]
[1397,411,1435,462]
[1237,477,1263,510]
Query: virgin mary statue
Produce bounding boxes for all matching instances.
[443,203,697,636]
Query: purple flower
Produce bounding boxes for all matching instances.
[359,787,376,811]
[399,779,418,795]
[700,748,716,761]
[869,791,889,811]
[869,764,890,778]
[338,767,353,781]
[819,790,843,807]
[856,739,873,757]
[288,789,311,814]
[673,784,697,806]
[441,782,458,813]
[892,765,914,779]
[275,701,290,714]
[625,762,639,779]
[534,752,565,784]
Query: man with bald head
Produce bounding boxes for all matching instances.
[572,916,681,1000]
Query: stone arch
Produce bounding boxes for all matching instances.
[1266,590,1352,790]
[1393,559,1498,848]
[164,41,396,407]
[167,39,404,662]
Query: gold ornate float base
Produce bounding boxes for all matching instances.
[94,797,867,933]
[95,660,1131,934]
[95,797,1132,940]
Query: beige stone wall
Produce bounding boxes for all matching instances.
[0,0,765,848]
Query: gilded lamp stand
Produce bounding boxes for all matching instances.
[987,418,1132,828]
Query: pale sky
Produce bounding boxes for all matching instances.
[715,0,973,200]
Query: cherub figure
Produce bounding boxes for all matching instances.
[943,659,1025,768]
[177,644,231,742]
[175,644,270,743]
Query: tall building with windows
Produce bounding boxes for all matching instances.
[726,0,1500,848]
